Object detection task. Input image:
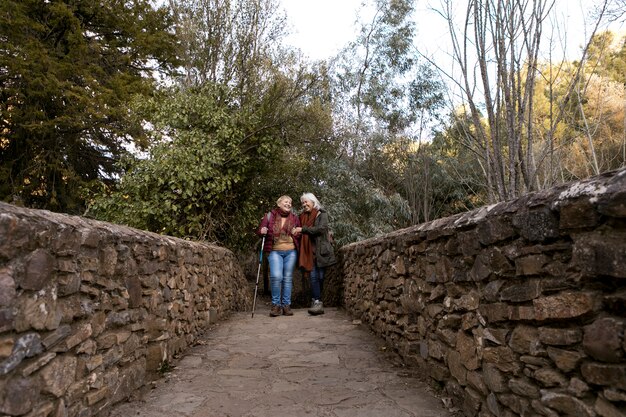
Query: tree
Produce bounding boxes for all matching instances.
[332,0,443,158]
[327,0,446,235]
[83,0,338,249]
[437,0,612,202]
[0,0,178,213]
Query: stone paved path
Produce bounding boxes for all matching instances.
[105,303,454,417]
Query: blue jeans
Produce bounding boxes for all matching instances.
[268,250,297,306]
[310,264,325,301]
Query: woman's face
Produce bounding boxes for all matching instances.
[301,199,314,212]
[278,197,292,212]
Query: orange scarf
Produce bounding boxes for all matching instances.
[298,208,318,271]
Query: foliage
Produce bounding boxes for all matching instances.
[436,0,619,203]
[169,0,287,94]
[0,0,178,213]
[88,71,332,248]
[320,159,411,246]
[326,0,447,238]
[332,0,443,152]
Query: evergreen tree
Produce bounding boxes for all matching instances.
[0,0,178,212]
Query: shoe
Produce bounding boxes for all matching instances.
[270,305,281,317]
[282,305,293,316]
[308,300,324,315]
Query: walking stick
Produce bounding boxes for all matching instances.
[251,235,266,318]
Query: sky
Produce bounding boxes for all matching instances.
[278,0,624,63]
[278,0,365,60]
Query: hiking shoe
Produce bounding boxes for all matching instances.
[308,300,324,315]
[282,305,293,316]
[270,305,282,317]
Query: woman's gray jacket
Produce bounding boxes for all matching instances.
[302,209,337,268]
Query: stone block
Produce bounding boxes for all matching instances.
[80,229,101,248]
[508,305,535,321]
[547,347,585,372]
[486,392,501,416]
[102,346,123,368]
[568,377,590,397]
[0,265,16,307]
[467,370,489,395]
[597,176,626,218]
[448,349,467,385]
[483,346,521,373]
[0,212,31,260]
[513,206,559,242]
[480,327,509,346]
[43,325,72,349]
[41,355,77,397]
[515,254,549,276]
[111,359,146,404]
[540,392,595,417]
[534,292,595,321]
[15,289,61,332]
[99,245,117,277]
[428,339,447,360]
[498,393,531,416]
[0,336,12,359]
[85,387,109,406]
[57,323,92,352]
[452,291,480,312]
[26,401,55,417]
[146,343,166,372]
[534,368,568,388]
[0,307,15,333]
[20,249,54,291]
[573,232,626,278]
[604,388,626,402]
[479,303,509,323]
[0,376,39,415]
[594,396,626,417]
[477,217,516,245]
[559,199,600,229]
[457,331,479,370]
[0,332,42,376]
[581,362,626,390]
[509,325,541,355]
[470,253,491,281]
[538,327,582,346]
[509,377,540,398]
[57,273,81,296]
[500,279,542,302]
[483,362,508,392]
[462,386,483,416]
[58,296,92,323]
[429,360,450,381]
[583,317,624,363]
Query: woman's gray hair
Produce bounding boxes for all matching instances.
[300,192,322,210]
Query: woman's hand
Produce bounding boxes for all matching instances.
[292,227,302,235]
[260,227,268,235]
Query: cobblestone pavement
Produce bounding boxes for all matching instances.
[105,302,454,417]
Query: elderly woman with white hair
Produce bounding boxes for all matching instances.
[293,192,336,315]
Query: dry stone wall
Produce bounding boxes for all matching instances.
[340,169,626,417]
[0,202,251,417]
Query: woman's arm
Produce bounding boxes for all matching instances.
[302,212,328,236]
[257,212,272,236]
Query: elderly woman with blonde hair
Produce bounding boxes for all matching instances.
[293,192,336,315]
[257,195,301,317]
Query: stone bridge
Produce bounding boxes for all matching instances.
[0,169,625,417]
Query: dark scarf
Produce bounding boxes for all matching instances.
[272,208,295,242]
[298,208,318,271]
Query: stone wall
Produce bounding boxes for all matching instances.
[340,169,626,417]
[0,202,251,417]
